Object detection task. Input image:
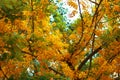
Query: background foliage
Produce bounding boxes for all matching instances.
[0,0,120,80]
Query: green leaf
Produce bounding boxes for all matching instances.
[39,76,49,80]
[55,17,61,22]
[9,48,16,59]
[0,53,8,61]
[66,77,71,80]
[9,46,23,61]
[8,75,14,80]
[31,59,40,72]
[19,69,33,80]
[6,4,13,9]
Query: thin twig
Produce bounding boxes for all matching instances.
[31,0,35,33]
[96,52,120,80]
[76,0,84,45]
[86,32,95,78]
[48,67,65,76]
[70,0,84,58]
[22,51,37,58]
[72,0,103,57]
[57,49,75,70]
[0,67,8,80]
[89,0,99,5]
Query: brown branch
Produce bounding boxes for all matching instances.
[57,49,75,70]
[31,0,35,33]
[22,51,37,58]
[72,0,103,57]
[90,0,103,27]
[76,0,84,45]
[57,49,62,54]
[50,49,74,76]
[96,51,120,80]
[25,39,35,57]
[70,0,85,58]
[66,60,75,70]
[13,39,37,58]
[0,67,8,80]
[48,67,65,76]
[77,45,102,70]
[89,0,99,5]
[86,33,96,78]
[108,51,120,63]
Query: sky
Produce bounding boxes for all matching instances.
[52,0,95,24]
[61,0,79,21]
[60,0,94,22]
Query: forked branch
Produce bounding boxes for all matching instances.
[77,45,102,70]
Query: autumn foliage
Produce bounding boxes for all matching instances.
[0,0,120,80]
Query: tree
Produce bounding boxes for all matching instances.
[0,0,120,80]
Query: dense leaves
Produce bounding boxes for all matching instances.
[0,0,120,80]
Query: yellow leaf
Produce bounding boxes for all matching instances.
[67,1,78,9]
[114,5,120,12]
[69,34,77,39]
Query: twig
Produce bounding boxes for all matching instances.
[86,33,95,78]
[31,0,35,33]
[68,0,103,73]
[96,51,120,80]
[57,49,75,70]
[0,67,8,80]
[72,0,103,57]
[70,0,84,58]
[48,67,65,76]
[22,51,37,58]
[76,0,84,45]
[77,45,102,70]
[91,0,103,25]
[89,0,99,5]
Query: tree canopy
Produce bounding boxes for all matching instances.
[0,0,120,80]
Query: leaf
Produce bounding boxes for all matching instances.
[69,10,77,17]
[67,1,78,9]
[0,53,8,61]
[39,76,49,80]
[5,4,13,9]
[8,75,14,80]
[31,59,40,72]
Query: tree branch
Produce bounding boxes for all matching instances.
[22,51,37,58]
[77,45,102,70]
[89,0,99,5]
[71,0,103,57]
[70,0,85,58]
[0,66,8,80]
[71,0,103,69]
[96,51,120,80]
[57,49,75,70]
[90,0,103,27]
[31,0,35,33]
[48,67,65,76]
[86,33,96,78]
[76,0,84,45]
